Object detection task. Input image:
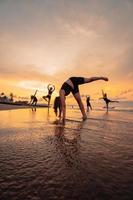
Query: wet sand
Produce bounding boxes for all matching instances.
[0,108,133,200]
[0,103,29,110]
[0,103,48,111]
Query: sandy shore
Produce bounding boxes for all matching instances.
[0,108,133,200]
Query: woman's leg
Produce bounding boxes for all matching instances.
[74,92,87,120]
[59,107,61,118]
[48,96,51,108]
[84,77,108,83]
[43,95,48,102]
[89,103,92,110]
[110,100,119,103]
[59,89,66,123]
[106,102,109,111]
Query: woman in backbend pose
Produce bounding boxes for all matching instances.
[100,90,119,111]
[59,76,108,123]
[43,84,55,107]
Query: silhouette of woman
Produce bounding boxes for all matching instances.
[86,96,92,112]
[30,90,38,106]
[43,84,55,107]
[59,76,108,123]
[100,90,119,111]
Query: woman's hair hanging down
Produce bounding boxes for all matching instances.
[53,96,61,116]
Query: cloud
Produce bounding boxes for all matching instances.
[116,46,133,78]
[18,80,48,92]
[119,89,133,96]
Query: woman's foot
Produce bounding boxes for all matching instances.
[102,77,108,81]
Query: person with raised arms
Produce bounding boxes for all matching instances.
[100,90,119,111]
[43,84,55,107]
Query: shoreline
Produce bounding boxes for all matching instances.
[0,104,30,111]
[0,103,48,111]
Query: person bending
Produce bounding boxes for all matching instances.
[59,76,108,123]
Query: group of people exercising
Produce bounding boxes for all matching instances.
[30,76,119,123]
[30,84,55,107]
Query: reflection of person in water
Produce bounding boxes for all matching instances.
[53,96,61,117]
[59,76,108,123]
[43,84,55,107]
[86,96,92,112]
[100,90,119,111]
[53,120,82,167]
[30,90,38,106]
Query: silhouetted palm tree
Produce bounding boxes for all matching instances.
[10,93,14,102]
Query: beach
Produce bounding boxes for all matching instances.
[0,103,29,111]
[0,107,133,200]
[0,103,48,111]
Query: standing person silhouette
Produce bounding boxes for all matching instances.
[86,96,92,112]
[100,90,119,111]
[43,84,55,107]
[30,90,38,106]
[59,76,108,124]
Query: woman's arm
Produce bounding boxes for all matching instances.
[52,85,55,92]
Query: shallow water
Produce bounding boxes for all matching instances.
[0,108,133,200]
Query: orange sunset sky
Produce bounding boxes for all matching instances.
[0,0,133,101]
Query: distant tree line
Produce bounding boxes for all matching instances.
[0,92,14,102]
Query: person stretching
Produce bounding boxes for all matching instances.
[59,76,108,123]
[100,90,119,111]
[86,96,92,112]
[43,84,55,107]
